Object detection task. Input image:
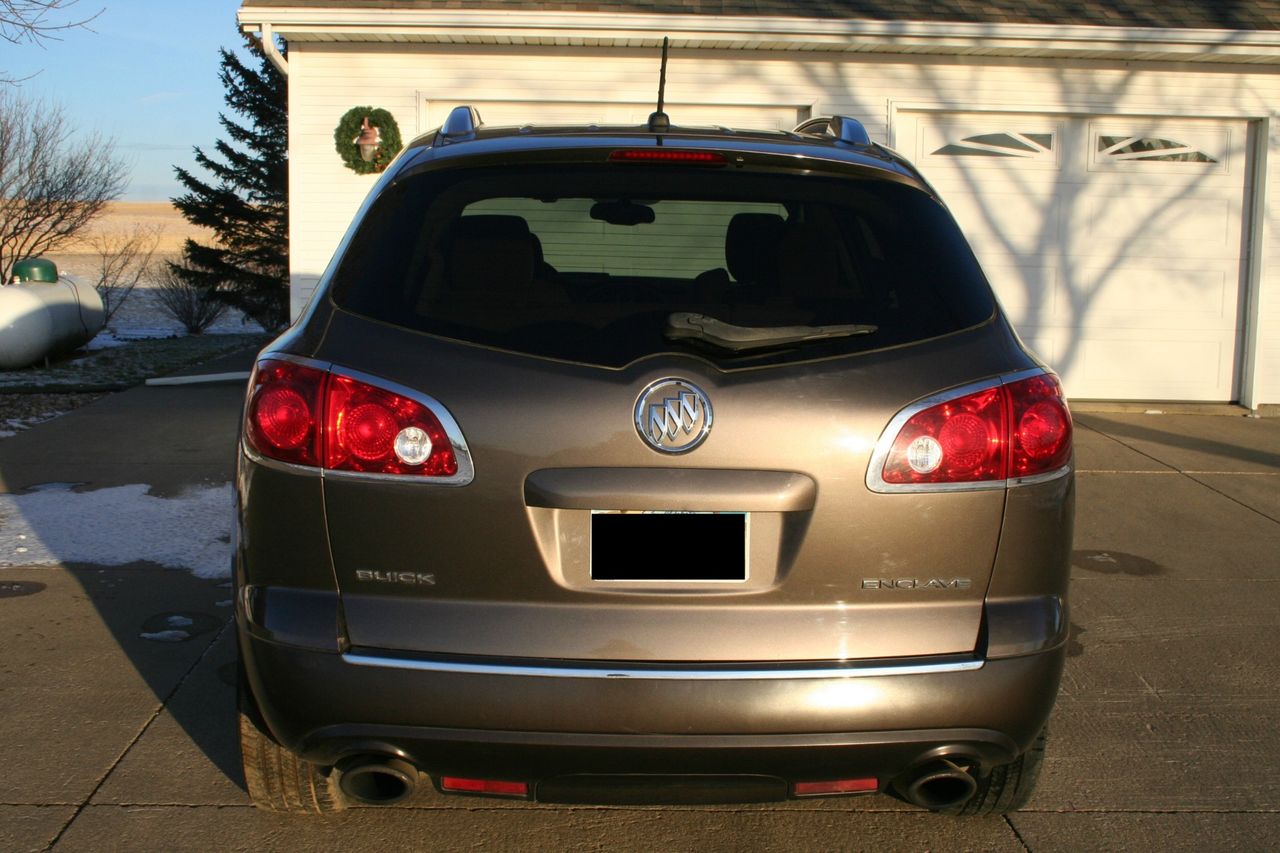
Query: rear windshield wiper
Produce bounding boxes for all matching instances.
[665,312,877,352]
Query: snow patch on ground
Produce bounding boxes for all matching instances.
[0,483,232,577]
[140,629,190,642]
[0,413,67,440]
[85,332,133,351]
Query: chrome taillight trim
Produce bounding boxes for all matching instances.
[342,651,983,681]
[241,443,324,477]
[864,367,1070,494]
[246,352,475,486]
[1009,465,1073,488]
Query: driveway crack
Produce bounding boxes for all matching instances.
[44,619,232,850]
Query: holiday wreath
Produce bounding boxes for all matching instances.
[333,107,402,174]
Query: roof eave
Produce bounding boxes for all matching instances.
[237,7,1280,64]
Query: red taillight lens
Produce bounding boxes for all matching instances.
[1007,373,1072,478]
[881,385,1006,485]
[440,776,530,798]
[245,359,461,478]
[246,360,325,466]
[609,148,726,164]
[325,373,458,476]
[878,373,1071,488]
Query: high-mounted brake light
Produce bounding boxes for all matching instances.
[609,149,726,164]
[871,372,1071,491]
[245,358,467,480]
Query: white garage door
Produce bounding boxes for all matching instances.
[422,99,805,133]
[896,112,1251,401]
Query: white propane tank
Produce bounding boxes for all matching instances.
[0,269,106,369]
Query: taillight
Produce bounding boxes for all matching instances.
[1006,373,1072,478]
[244,358,465,480]
[872,372,1071,491]
[881,385,1006,486]
[246,360,325,467]
[325,373,458,476]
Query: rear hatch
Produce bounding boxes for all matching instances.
[316,152,1021,663]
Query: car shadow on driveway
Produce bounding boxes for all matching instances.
[0,563,244,810]
[72,562,244,800]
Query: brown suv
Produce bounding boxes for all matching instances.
[235,107,1073,815]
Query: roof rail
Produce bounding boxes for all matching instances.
[792,115,872,146]
[441,105,483,139]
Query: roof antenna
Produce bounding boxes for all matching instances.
[647,37,671,133]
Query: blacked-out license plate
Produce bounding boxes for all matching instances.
[590,511,748,582]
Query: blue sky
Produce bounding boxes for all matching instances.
[10,0,250,200]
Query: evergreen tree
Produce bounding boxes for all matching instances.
[171,34,288,331]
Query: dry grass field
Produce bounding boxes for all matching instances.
[43,201,215,281]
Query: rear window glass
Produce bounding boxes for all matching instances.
[330,165,994,368]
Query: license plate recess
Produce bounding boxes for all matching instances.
[590,511,748,582]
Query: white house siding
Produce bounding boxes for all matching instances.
[286,43,1280,405]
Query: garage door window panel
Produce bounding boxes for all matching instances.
[1089,125,1230,174]
[933,131,1054,159]
[919,121,1062,171]
[1098,135,1217,163]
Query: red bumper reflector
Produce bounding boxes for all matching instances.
[609,149,726,164]
[440,776,530,798]
[793,778,878,797]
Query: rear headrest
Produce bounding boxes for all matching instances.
[446,215,535,294]
[725,213,786,284]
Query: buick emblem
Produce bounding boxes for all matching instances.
[634,378,713,454]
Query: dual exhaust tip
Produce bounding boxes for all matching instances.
[895,757,979,812]
[335,753,980,812]
[336,756,418,806]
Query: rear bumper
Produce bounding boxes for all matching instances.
[240,622,1064,786]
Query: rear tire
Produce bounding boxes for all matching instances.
[944,728,1047,816]
[238,661,344,813]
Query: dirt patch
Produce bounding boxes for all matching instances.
[0,391,106,433]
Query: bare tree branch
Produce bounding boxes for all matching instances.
[0,90,127,282]
[154,262,226,334]
[89,221,161,322]
[1,0,100,45]
[2,1,102,83]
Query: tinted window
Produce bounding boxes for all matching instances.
[331,166,994,368]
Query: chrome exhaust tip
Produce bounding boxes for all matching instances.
[897,758,978,811]
[336,756,418,806]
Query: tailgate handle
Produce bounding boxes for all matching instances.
[524,468,816,512]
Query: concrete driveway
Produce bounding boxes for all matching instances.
[1,370,1277,852]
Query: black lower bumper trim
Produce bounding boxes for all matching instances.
[296,722,1018,784]
[537,773,789,805]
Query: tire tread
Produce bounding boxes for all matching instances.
[946,728,1047,817]
[238,670,343,813]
